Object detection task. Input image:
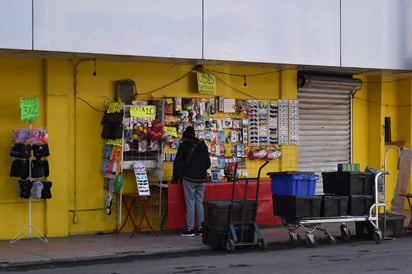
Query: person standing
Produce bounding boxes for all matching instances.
[172,126,211,237]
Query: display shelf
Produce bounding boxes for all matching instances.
[101,100,165,226]
[10,123,50,244]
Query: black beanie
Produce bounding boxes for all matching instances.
[183,126,195,138]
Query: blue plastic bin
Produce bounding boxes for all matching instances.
[267,172,319,196]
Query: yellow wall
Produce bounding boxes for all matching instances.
[353,75,412,209]
[0,57,295,239]
[1,55,412,239]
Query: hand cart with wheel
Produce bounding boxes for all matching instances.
[277,168,388,248]
[202,161,269,251]
[223,161,269,252]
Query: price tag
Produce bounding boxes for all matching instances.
[107,139,122,146]
[164,126,177,137]
[107,102,123,113]
[20,97,40,121]
[130,105,156,118]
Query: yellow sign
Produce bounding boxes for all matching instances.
[20,97,40,121]
[107,139,122,146]
[164,126,177,137]
[130,105,156,118]
[197,72,216,94]
[107,102,123,113]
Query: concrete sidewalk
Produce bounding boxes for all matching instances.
[0,223,360,269]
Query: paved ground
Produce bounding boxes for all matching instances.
[1,212,409,270]
[0,222,355,269]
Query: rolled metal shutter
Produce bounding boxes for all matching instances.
[297,74,362,194]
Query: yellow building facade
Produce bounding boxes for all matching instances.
[0,56,410,240]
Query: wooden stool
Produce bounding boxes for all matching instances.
[118,193,158,238]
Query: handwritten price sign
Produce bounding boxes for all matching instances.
[197,72,216,94]
[164,126,177,137]
[130,105,156,118]
[20,97,40,121]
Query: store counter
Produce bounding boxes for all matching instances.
[167,179,281,229]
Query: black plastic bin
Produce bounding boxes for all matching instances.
[203,199,257,227]
[322,172,374,195]
[202,223,255,250]
[273,194,322,219]
[348,195,374,216]
[321,195,349,217]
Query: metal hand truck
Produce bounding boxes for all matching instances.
[224,161,269,252]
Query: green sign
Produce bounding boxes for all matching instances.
[20,97,40,121]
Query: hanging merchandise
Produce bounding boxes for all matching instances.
[32,143,50,159]
[9,127,51,244]
[288,100,299,144]
[148,119,164,141]
[266,149,282,161]
[113,172,124,194]
[248,148,267,160]
[100,99,165,224]
[133,122,148,139]
[101,102,124,140]
[162,98,173,115]
[277,99,289,145]
[9,128,52,199]
[40,181,52,199]
[10,143,31,158]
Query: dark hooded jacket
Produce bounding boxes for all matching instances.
[172,136,211,183]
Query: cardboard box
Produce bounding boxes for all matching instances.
[355,213,406,238]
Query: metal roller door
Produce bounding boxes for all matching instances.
[297,74,362,194]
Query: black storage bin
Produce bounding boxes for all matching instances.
[203,200,257,227]
[321,195,349,217]
[202,223,255,250]
[355,213,405,239]
[348,195,374,216]
[322,171,374,195]
[272,194,322,219]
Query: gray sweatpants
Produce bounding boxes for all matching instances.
[182,178,205,229]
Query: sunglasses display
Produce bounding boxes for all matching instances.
[246,99,298,146]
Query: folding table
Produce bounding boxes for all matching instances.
[118,193,158,238]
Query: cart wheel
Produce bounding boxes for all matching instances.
[257,238,267,250]
[373,229,383,244]
[225,239,236,252]
[288,232,300,246]
[327,234,337,245]
[340,224,351,241]
[305,232,317,248]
